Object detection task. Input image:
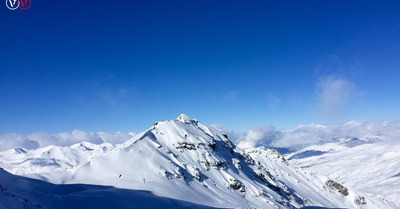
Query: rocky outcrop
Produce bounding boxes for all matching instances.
[354,196,367,205]
[325,180,349,196]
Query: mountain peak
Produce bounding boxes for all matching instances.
[175,114,198,124]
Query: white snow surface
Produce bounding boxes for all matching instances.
[0,114,397,208]
[0,168,216,209]
[0,142,115,175]
[287,138,400,208]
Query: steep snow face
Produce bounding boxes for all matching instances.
[287,140,400,208]
[60,115,393,209]
[0,142,114,175]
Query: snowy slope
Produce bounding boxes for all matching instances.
[287,139,400,208]
[0,168,219,209]
[0,142,114,175]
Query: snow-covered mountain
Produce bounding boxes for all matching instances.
[287,138,400,208]
[0,142,115,176]
[0,114,397,208]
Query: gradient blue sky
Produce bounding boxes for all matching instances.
[1,0,399,134]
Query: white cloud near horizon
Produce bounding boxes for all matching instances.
[2,121,399,152]
[216,120,400,150]
[0,133,40,152]
[237,126,282,149]
[271,121,400,149]
[0,130,136,152]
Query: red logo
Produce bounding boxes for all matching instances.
[18,0,30,10]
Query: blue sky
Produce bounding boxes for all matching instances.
[1,0,399,134]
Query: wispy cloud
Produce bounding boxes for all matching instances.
[316,75,356,117]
